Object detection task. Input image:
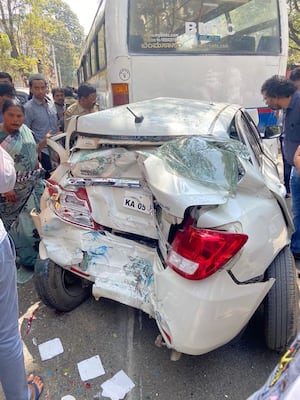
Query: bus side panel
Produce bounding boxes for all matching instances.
[104,0,130,107]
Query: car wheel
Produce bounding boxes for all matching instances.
[34,258,91,312]
[264,246,299,353]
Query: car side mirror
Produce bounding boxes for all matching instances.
[264,125,282,139]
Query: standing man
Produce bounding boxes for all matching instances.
[24,74,58,177]
[64,86,77,109]
[0,146,44,399]
[64,83,99,130]
[261,75,300,258]
[280,67,300,197]
[290,67,300,92]
[0,72,13,85]
[52,87,65,132]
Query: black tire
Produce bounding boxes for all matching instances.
[34,258,91,312]
[264,246,299,352]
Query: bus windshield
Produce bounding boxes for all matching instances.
[128,0,280,54]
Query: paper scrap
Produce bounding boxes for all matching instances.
[77,355,105,381]
[38,338,64,361]
[61,396,76,400]
[101,370,135,400]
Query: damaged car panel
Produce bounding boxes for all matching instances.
[33,97,298,358]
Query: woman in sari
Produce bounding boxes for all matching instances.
[0,99,45,268]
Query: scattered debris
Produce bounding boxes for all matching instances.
[63,368,71,376]
[23,303,40,334]
[77,355,105,381]
[33,333,134,399]
[26,308,38,334]
[38,337,64,361]
[46,370,53,375]
[101,370,135,400]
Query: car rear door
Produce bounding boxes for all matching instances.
[234,110,293,231]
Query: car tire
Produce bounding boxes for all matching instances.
[264,246,299,353]
[34,258,91,312]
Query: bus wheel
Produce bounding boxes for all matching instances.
[34,258,91,312]
[263,246,299,353]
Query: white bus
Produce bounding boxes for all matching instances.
[77,0,288,129]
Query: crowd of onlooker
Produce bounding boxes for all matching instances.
[0,71,100,267]
[0,71,101,399]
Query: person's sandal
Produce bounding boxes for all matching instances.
[28,375,44,400]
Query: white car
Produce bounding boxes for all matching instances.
[15,86,30,104]
[32,97,298,359]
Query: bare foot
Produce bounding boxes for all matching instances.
[28,374,44,400]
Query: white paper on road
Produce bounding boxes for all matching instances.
[77,355,105,381]
[61,396,76,400]
[38,337,64,361]
[101,370,135,400]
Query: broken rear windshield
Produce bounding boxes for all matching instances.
[156,136,249,193]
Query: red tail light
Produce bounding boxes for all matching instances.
[167,226,248,280]
[45,180,98,229]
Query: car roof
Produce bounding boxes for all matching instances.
[15,87,30,104]
[72,97,241,139]
[15,87,29,95]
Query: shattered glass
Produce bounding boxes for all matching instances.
[156,136,249,194]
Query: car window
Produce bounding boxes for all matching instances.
[229,119,239,141]
[234,110,263,167]
[16,94,28,104]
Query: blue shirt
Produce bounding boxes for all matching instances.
[24,97,57,144]
[283,91,300,166]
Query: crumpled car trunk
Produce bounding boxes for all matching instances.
[61,136,248,236]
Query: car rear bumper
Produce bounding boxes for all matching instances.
[32,207,274,355]
[152,263,274,355]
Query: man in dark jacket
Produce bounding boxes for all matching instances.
[261,75,300,259]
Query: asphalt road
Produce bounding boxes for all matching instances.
[1,273,294,400]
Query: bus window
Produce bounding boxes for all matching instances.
[97,24,106,70]
[128,0,280,55]
[257,36,279,53]
[79,57,87,82]
[85,52,92,80]
[91,41,98,75]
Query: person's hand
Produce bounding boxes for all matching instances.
[293,145,300,176]
[4,190,17,202]
[37,131,52,159]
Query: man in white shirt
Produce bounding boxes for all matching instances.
[0,147,44,399]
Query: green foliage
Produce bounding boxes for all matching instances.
[0,0,84,86]
[288,0,300,66]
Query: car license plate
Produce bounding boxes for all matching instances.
[123,191,152,214]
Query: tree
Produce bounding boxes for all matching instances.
[288,0,300,66]
[0,0,20,58]
[0,0,84,86]
[47,0,85,86]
